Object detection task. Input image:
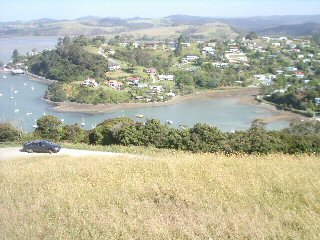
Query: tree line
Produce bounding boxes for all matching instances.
[1,116,319,155]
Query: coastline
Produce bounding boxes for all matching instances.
[25,72,58,84]
[49,87,260,114]
[48,87,308,123]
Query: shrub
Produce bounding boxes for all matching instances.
[0,123,21,142]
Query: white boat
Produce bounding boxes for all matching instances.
[26,112,33,116]
[11,69,24,75]
[32,119,38,128]
[10,96,14,99]
[14,90,19,94]
[81,115,85,126]
[0,94,3,97]
[31,86,34,91]
[166,120,173,125]
[3,76,6,79]
[24,82,27,86]
[135,114,144,118]
[14,109,19,113]
[61,118,64,123]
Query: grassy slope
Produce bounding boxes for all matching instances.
[1,152,320,239]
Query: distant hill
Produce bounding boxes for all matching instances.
[1,14,320,39]
[258,22,320,36]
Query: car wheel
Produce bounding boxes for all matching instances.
[48,149,53,154]
[27,148,33,153]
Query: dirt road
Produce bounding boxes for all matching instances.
[0,147,126,161]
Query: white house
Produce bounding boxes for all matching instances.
[108,64,121,71]
[181,43,191,47]
[212,62,229,68]
[185,55,199,61]
[158,74,174,81]
[315,98,320,106]
[82,78,98,87]
[150,85,163,93]
[107,80,123,90]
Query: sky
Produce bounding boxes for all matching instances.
[0,0,320,22]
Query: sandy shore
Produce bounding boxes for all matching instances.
[48,87,308,123]
[50,87,259,113]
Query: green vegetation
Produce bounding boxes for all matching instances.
[1,152,320,239]
[5,116,319,155]
[0,123,21,142]
[27,36,108,82]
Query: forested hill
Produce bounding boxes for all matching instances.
[27,36,108,82]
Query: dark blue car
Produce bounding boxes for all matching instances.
[23,140,61,153]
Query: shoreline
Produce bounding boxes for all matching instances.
[25,72,58,84]
[49,87,259,114]
[48,87,308,123]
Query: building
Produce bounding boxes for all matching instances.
[106,80,123,90]
[144,68,157,74]
[82,78,98,87]
[185,55,199,61]
[127,76,141,84]
[108,64,121,71]
[294,71,305,79]
[181,43,191,47]
[149,85,163,93]
[315,98,320,106]
[158,74,174,81]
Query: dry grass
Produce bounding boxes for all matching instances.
[1,153,320,239]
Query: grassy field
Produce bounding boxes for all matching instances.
[1,152,320,239]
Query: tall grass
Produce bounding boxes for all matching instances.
[1,153,320,239]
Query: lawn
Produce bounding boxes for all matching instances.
[1,152,320,239]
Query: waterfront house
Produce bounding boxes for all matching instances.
[149,85,163,93]
[315,98,320,106]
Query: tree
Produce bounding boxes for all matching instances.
[174,35,183,56]
[61,125,88,143]
[246,31,258,40]
[11,49,20,63]
[89,117,134,145]
[35,115,62,140]
[0,123,21,142]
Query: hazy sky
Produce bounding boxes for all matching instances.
[1,0,320,21]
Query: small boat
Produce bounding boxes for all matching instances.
[10,96,14,99]
[81,115,85,126]
[32,119,38,128]
[61,118,64,123]
[14,90,19,94]
[135,114,144,118]
[14,109,19,113]
[26,112,33,116]
[24,82,27,86]
[0,94,3,97]
[31,86,34,91]
[3,76,6,79]
[166,120,173,125]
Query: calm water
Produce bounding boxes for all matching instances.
[0,37,290,132]
[0,36,59,63]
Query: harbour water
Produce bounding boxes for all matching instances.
[0,37,290,133]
